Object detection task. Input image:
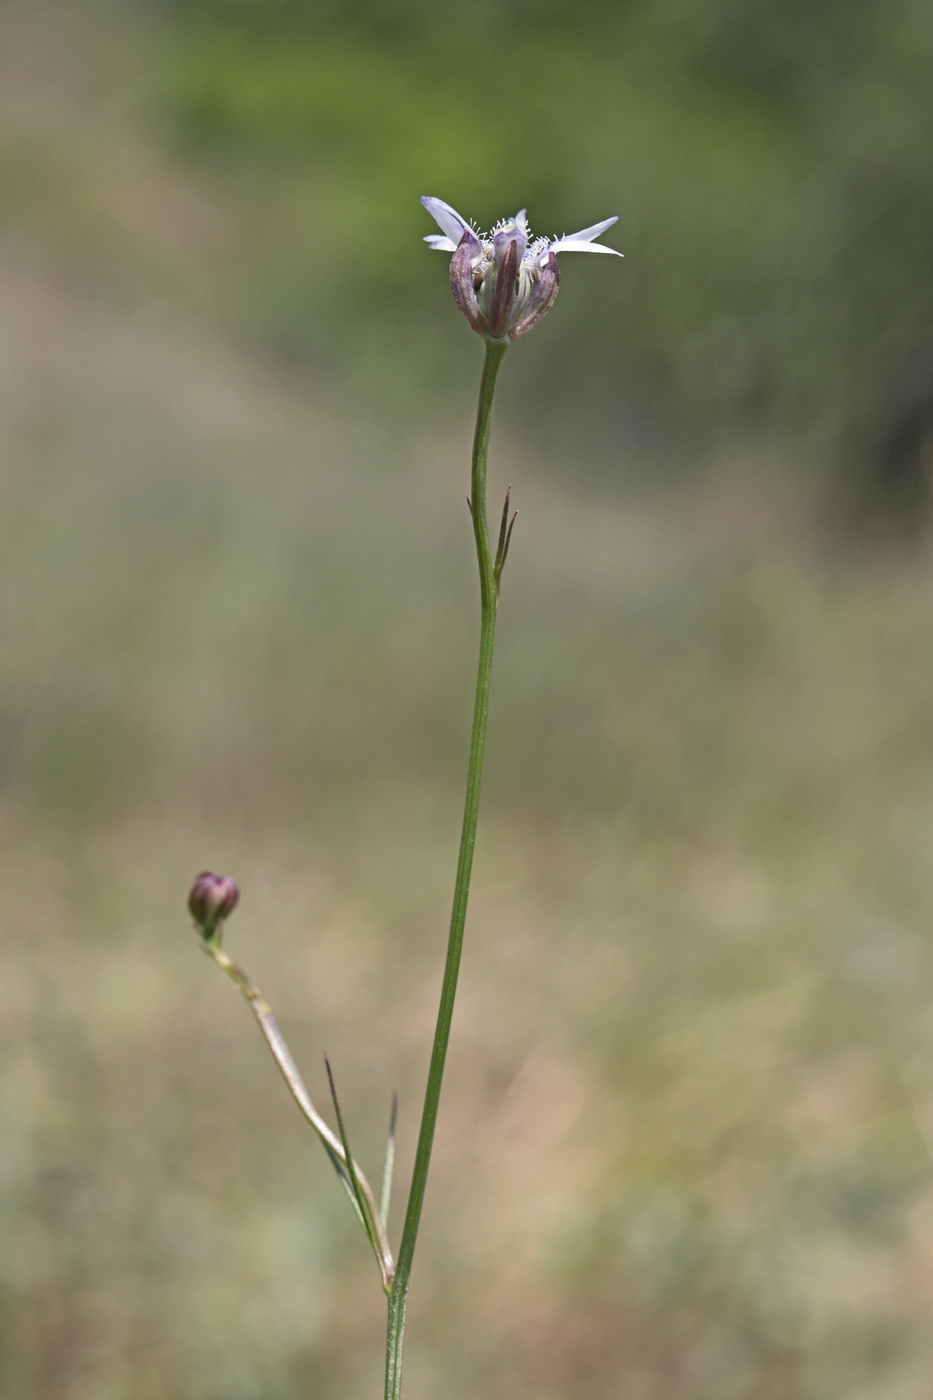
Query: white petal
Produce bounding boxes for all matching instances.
[420,196,472,245]
[559,215,619,244]
[424,234,457,252]
[548,239,623,256]
[515,208,529,236]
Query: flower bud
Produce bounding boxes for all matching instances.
[188,871,239,940]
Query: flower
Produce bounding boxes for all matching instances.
[420,196,622,342]
[188,871,240,940]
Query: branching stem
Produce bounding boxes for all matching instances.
[203,937,394,1289]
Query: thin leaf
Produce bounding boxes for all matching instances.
[381,1091,398,1227]
[494,485,512,571]
[324,1054,380,1259]
[323,1139,368,1230]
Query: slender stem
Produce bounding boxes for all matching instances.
[203,936,395,1289]
[384,336,510,1400]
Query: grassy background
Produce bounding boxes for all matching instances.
[4,3,933,1398]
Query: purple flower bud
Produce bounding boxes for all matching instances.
[188,871,239,940]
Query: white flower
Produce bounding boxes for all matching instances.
[420,196,622,341]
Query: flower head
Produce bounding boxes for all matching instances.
[421,196,622,342]
[189,871,240,941]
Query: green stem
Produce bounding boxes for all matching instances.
[384,336,510,1400]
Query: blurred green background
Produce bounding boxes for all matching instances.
[4,1,933,1397]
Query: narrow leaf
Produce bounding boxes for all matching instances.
[322,1139,368,1230]
[324,1054,379,1257]
[381,1091,398,1227]
[494,485,512,571]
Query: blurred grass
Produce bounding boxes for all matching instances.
[4,5,933,1400]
